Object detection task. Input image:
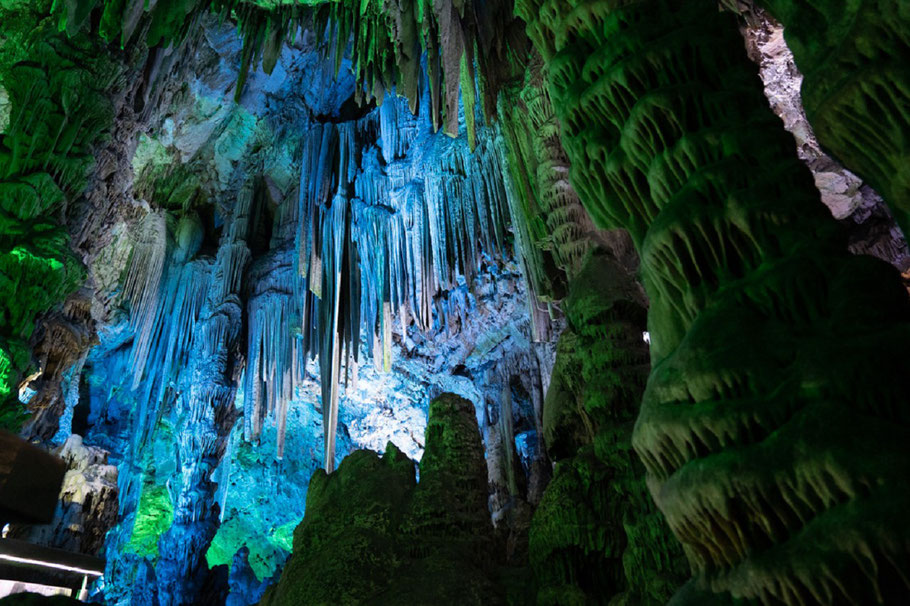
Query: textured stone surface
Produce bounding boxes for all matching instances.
[9,434,118,556]
[33,14,556,605]
[260,393,505,606]
[530,251,685,605]
[515,0,910,603]
[757,0,910,242]
[742,9,910,271]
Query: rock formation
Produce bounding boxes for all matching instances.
[2,1,909,605]
[530,251,686,605]
[757,0,910,240]
[259,393,506,606]
[515,0,910,602]
[8,434,118,556]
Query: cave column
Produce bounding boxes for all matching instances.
[514,0,910,603]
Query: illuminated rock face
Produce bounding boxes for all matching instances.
[529,251,686,606]
[6,1,910,605]
[53,17,553,606]
[8,434,119,556]
[516,0,910,603]
[0,7,118,430]
[757,0,910,240]
[741,9,909,270]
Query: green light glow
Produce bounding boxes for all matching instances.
[124,484,174,560]
[0,347,12,399]
[206,515,301,581]
[9,246,65,271]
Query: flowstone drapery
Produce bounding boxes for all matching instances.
[154,204,250,606]
[530,251,685,605]
[515,0,910,603]
[111,198,250,605]
[499,60,603,283]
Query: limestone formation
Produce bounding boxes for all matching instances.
[758,0,910,241]
[530,251,685,605]
[259,393,504,606]
[2,1,910,605]
[514,0,910,603]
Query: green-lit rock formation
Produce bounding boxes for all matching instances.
[515,0,910,603]
[5,0,910,604]
[499,60,603,285]
[530,250,685,605]
[0,0,120,429]
[260,393,505,606]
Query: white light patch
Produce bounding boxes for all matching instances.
[642,331,651,345]
[0,84,9,134]
[0,553,103,577]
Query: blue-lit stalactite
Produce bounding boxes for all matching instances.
[239,93,513,473]
[76,19,551,606]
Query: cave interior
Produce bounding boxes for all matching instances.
[0,0,909,605]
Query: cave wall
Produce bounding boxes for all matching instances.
[740,7,910,272]
[3,1,910,605]
[27,15,557,605]
[0,0,119,430]
[515,0,910,603]
[756,0,910,241]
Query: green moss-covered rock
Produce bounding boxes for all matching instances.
[530,251,686,605]
[400,393,491,558]
[261,393,506,606]
[0,0,119,428]
[260,446,415,605]
[517,0,910,603]
[386,393,500,604]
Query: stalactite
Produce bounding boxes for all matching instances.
[154,189,250,606]
[244,292,297,458]
[236,96,518,470]
[118,212,215,459]
[132,260,213,449]
[499,381,519,499]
